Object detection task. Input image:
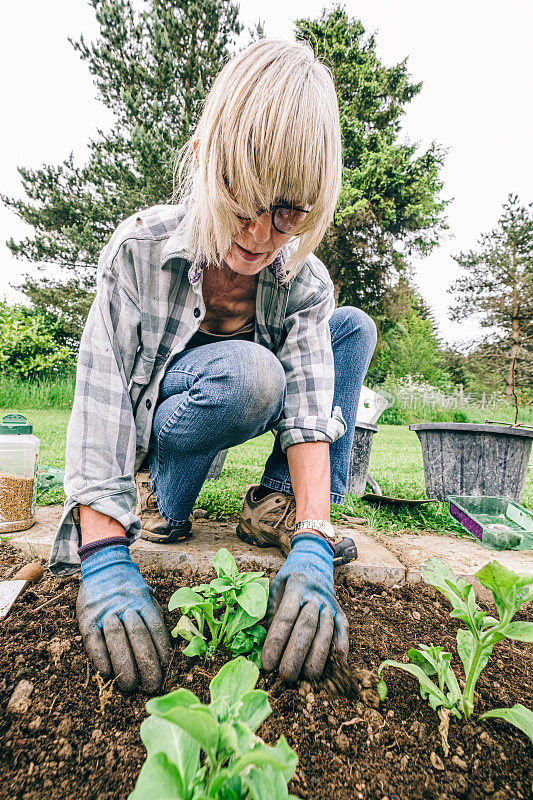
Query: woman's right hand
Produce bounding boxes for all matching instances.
[76,545,172,693]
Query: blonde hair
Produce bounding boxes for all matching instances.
[174,38,342,280]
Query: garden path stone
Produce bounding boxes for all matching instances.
[8,507,533,593]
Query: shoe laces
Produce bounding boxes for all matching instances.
[272,494,296,531]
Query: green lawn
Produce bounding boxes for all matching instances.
[1,408,531,535]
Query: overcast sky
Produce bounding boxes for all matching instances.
[1,1,532,344]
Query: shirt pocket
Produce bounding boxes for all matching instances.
[129,352,156,409]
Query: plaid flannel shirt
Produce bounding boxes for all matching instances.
[49,204,346,574]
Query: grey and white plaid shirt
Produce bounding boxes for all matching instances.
[49,204,346,574]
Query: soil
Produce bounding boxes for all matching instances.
[0,543,531,800]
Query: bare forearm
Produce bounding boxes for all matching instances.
[78,505,126,545]
[286,441,330,523]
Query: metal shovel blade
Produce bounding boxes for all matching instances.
[0,562,44,619]
[0,580,27,619]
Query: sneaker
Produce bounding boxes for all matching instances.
[237,485,358,566]
[135,471,193,544]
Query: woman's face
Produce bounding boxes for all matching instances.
[224,211,292,276]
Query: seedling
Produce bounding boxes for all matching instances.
[378,558,533,748]
[129,656,298,800]
[169,548,268,665]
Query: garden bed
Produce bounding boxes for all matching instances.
[1,544,531,800]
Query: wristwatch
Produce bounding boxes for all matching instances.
[294,519,336,541]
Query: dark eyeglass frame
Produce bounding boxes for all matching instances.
[236,204,310,235]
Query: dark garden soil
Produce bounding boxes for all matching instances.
[0,543,531,800]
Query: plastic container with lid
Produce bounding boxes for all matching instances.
[0,414,40,533]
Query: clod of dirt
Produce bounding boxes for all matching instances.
[57,739,73,759]
[56,716,72,736]
[451,755,468,770]
[49,638,71,664]
[321,651,380,704]
[430,752,444,771]
[7,679,33,713]
[27,715,42,731]
[334,733,351,753]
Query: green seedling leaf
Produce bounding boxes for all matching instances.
[229,736,298,782]
[183,636,208,657]
[209,577,236,593]
[241,571,265,583]
[171,614,205,642]
[377,679,387,701]
[128,752,187,800]
[479,703,533,745]
[212,547,238,579]
[168,587,205,613]
[475,561,533,617]
[238,690,271,731]
[229,625,267,657]
[146,688,199,716]
[503,621,533,642]
[209,656,259,705]
[218,721,239,755]
[139,716,200,794]
[147,691,219,756]
[378,660,452,709]
[224,605,261,641]
[456,628,493,705]
[236,581,268,618]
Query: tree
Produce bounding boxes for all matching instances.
[0,301,75,379]
[2,0,242,338]
[368,279,448,386]
[295,6,448,313]
[449,194,533,398]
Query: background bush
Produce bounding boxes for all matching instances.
[0,300,76,380]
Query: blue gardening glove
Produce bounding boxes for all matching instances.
[76,546,172,694]
[261,535,349,681]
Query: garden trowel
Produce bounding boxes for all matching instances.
[0,562,44,620]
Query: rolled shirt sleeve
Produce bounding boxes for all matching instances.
[276,254,347,452]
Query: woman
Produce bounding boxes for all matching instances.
[50,39,377,693]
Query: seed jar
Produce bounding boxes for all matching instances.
[0,414,40,533]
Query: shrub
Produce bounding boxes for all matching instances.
[0,300,76,379]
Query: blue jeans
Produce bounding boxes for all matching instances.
[149,307,377,524]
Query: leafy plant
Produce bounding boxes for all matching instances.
[378,558,533,747]
[129,656,298,800]
[169,548,268,665]
[479,703,533,745]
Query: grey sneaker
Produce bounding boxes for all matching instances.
[237,485,358,566]
[135,471,193,544]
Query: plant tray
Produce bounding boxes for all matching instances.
[448,495,533,551]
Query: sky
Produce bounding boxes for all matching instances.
[1,0,532,345]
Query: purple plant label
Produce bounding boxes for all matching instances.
[449,504,483,541]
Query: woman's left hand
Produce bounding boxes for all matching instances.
[261,534,349,681]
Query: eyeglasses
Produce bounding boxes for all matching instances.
[236,204,310,235]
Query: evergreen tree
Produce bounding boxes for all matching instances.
[449,194,533,397]
[295,6,448,312]
[2,0,242,339]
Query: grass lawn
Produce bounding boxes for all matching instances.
[2,408,531,535]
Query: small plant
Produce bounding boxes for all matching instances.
[129,656,298,800]
[378,558,533,750]
[169,548,268,665]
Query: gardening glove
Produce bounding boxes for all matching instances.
[76,545,172,694]
[262,534,349,681]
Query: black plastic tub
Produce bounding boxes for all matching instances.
[410,422,533,502]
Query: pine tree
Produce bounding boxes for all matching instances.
[2,0,242,339]
[295,6,448,313]
[450,194,533,398]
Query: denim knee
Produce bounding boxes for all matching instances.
[223,342,286,427]
[332,306,377,354]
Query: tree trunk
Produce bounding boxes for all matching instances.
[505,245,521,398]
